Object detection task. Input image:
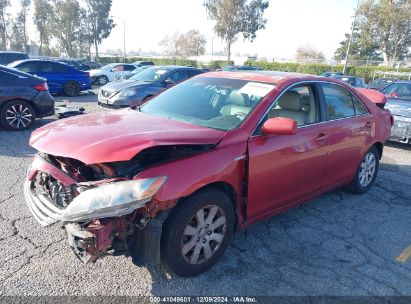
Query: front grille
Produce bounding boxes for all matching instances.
[98,102,128,109]
[24,172,77,226]
[24,181,65,226]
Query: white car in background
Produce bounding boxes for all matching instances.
[89,63,137,85]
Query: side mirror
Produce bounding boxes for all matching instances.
[261,117,297,135]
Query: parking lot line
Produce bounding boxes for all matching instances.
[396,244,411,263]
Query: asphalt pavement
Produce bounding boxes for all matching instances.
[0,91,410,296]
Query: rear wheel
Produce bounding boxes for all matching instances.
[0,100,36,131]
[161,189,235,277]
[63,81,81,96]
[348,146,379,194]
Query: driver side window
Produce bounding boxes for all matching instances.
[266,85,319,127]
[167,70,188,83]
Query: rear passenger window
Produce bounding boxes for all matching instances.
[353,96,368,115]
[18,62,38,73]
[321,83,355,120]
[39,62,67,73]
[124,65,136,71]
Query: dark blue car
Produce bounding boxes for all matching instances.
[8,59,91,96]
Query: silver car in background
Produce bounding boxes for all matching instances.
[381,81,411,144]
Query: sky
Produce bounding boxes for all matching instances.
[99,0,360,60]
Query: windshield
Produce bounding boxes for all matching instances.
[101,63,116,70]
[129,66,151,80]
[129,67,171,82]
[381,83,411,101]
[141,77,275,131]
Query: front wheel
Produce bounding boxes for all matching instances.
[348,146,380,194]
[161,189,235,277]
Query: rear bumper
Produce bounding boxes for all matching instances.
[33,91,55,117]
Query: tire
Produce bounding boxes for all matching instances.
[63,81,81,96]
[0,100,36,131]
[161,188,235,277]
[347,146,380,194]
[97,75,109,86]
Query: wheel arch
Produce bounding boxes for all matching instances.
[0,98,39,115]
[373,142,384,160]
[177,181,240,229]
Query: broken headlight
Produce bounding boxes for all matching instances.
[61,177,167,223]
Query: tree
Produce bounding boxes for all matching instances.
[34,0,53,55]
[85,0,115,59]
[9,18,25,51]
[358,0,410,64]
[17,0,31,52]
[51,0,84,57]
[159,32,181,57]
[204,0,269,60]
[295,45,325,63]
[176,30,207,57]
[334,30,380,61]
[0,0,10,49]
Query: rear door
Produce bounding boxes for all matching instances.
[37,62,68,93]
[318,82,373,188]
[0,70,10,103]
[247,83,330,219]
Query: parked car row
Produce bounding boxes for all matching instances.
[8,59,92,96]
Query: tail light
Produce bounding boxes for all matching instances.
[34,83,49,91]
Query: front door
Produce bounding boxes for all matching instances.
[247,83,329,219]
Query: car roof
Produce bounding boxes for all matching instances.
[0,51,27,54]
[201,70,316,84]
[148,65,201,70]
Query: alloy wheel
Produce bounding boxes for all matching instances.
[5,104,34,130]
[359,152,376,187]
[98,76,108,85]
[181,205,227,265]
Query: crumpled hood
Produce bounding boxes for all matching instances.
[30,109,226,164]
[101,80,155,91]
[385,98,411,118]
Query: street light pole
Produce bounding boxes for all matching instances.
[343,0,361,75]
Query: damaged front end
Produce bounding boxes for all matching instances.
[24,149,188,263]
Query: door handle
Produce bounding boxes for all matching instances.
[316,133,327,143]
[364,121,373,129]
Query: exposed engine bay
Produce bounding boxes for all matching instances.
[26,144,214,264]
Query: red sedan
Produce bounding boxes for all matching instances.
[24,71,393,276]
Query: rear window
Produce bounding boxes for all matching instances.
[0,53,28,65]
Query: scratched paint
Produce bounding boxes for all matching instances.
[396,245,411,264]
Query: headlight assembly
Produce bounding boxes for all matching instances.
[119,88,138,97]
[61,177,167,223]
